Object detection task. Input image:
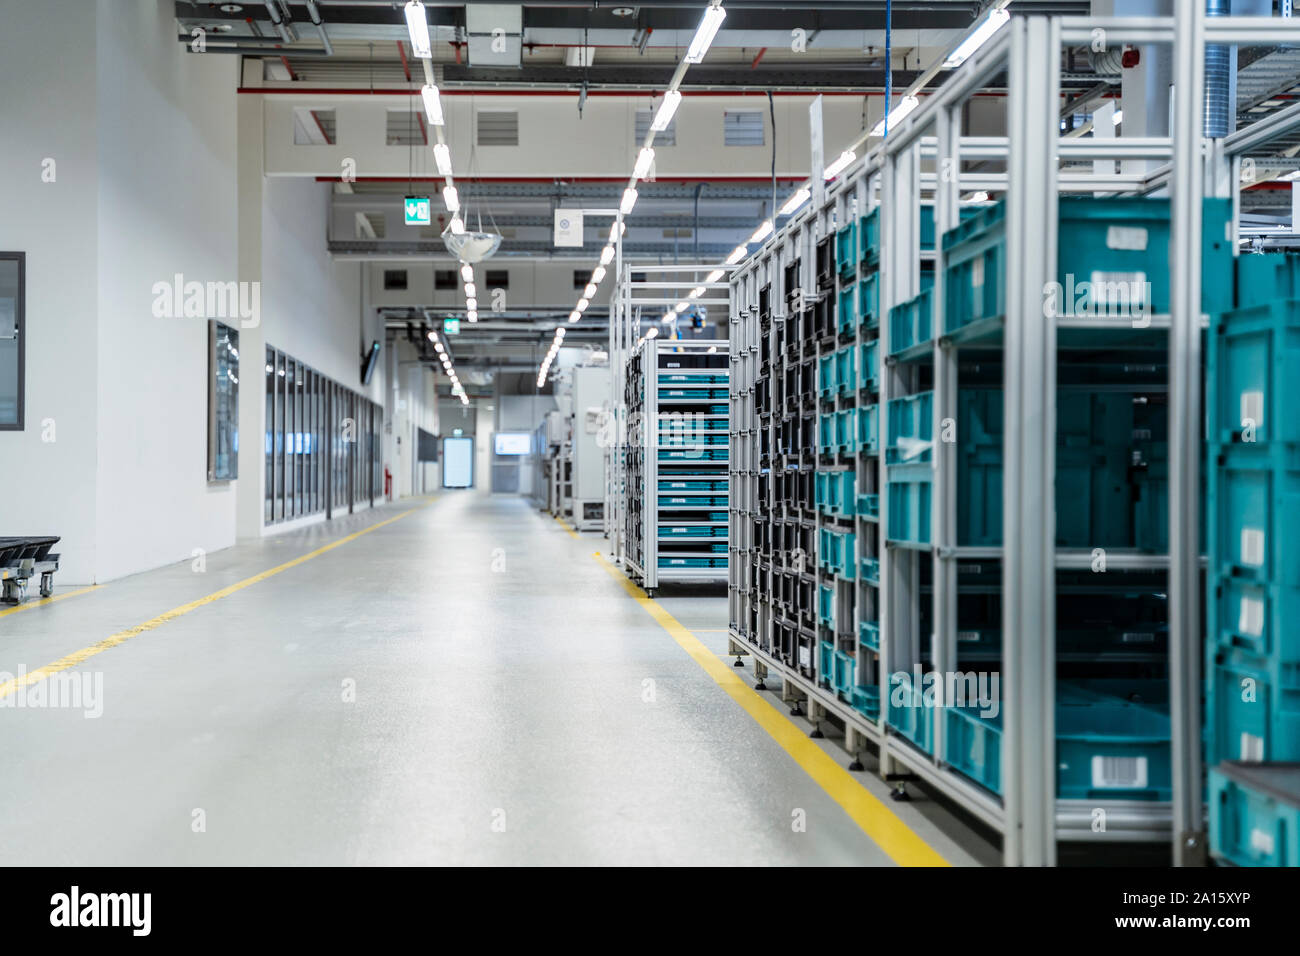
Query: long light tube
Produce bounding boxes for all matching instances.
[442,184,459,213]
[633,147,656,180]
[421,84,444,126]
[942,8,1010,69]
[685,2,726,64]
[824,149,856,180]
[620,187,638,215]
[650,91,682,132]
[404,1,431,58]
[869,95,920,137]
[434,143,452,175]
[779,187,811,214]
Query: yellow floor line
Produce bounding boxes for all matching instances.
[553,515,579,539]
[591,550,949,868]
[0,584,103,620]
[0,507,421,702]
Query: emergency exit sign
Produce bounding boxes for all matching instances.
[443,318,461,335]
[404,196,432,225]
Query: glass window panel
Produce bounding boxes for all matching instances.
[276,352,286,520]
[0,254,23,429]
[265,348,274,524]
[294,361,304,516]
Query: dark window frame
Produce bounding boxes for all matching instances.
[0,252,25,431]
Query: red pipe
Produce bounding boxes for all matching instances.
[751,47,767,69]
[397,40,410,82]
[314,174,806,183]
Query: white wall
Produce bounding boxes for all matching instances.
[93,0,240,582]
[0,0,102,583]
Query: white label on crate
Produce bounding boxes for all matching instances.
[1241,732,1265,762]
[957,630,980,642]
[798,645,811,668]
[1090,271,1148,308]
[1121,632,1156,644]
[671,527,688,534]
[1241,527,1266,569]
[971,256,985,289]
[1250,828,1276,857]
[1091,755,1148,789]
[1238,595,1265,637]
[670,482,685,488]
[1106,225,1149,251]
[1241,390,1264,431]
[669,559,685,565]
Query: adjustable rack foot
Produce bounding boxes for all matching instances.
[809,724,824,739]
[848,758,865,772]
[788,702,802,716]
[885,775,916,802]
[754,681,768,691]
[733,658,744,667]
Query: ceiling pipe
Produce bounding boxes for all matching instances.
[304,0,335,57]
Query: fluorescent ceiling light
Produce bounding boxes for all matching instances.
[464,283,476,298]
[1112,110,1123,126]
[577,298,589,312]
[465,297,476,310]
[404,1,431,58]
[620,187,638,215]
[555,328,566,338]
[633,147,655,180]
[591,266,606,284]
[433,143,452,175]
[869,95,920,137]
[674,301,689,313]
[600,245,615,265]
[749,220,773,243]
[705,269,724,283]
[824,149,856,179]
[584,282,598,298]
[651,91,682,132]
[428,332,437,342]
[685,2,726,64]
[942,8,1010,69]
[688,286,705,298]
[661,312,675,323]
[569,311,581,322]
[724,243,748,264]
[442,184,459,212]
[646,327,659,338]
[608,222,624,244]
[779,188,811,215]
[467,310,477,321]
[460,264,473,282]
[421,84,444,126]
[449,215,465,234]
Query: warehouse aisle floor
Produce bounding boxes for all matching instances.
[0,494,984,866]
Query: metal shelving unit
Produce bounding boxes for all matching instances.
[727,9,1300,867]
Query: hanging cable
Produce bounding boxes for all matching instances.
[883,0,892,139]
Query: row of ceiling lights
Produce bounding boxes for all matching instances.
[426,330,469,405]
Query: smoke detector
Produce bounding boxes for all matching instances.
[610,6,637,17]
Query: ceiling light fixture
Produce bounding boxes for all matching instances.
[404,1,431,59]
[685,2,726,64]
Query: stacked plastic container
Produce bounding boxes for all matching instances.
[1207,252,1300,867]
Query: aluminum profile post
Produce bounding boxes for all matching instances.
[1002,15,1059,868]
[1169,0,1207,868]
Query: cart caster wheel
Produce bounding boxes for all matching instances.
[40,587,53,599]
[645,588,657,599]
[754,681,767,691]
[848,759,865,772]
[890,784,910,802]
[733,658,744,667]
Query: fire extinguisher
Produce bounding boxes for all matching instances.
[384,467,392,500]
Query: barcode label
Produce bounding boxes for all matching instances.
[957,630,980,642]
[1090,271,1148,307]
[1106,225,1149,251]
[1250,828,1276,856]
[1238,595,1265,637]
[1241,390,1264,430]
[1241,732,1265,762]
[798,645,811,668]
[670,482,686,488]
[1091,755,1148,789]
[1241,527,1266,568]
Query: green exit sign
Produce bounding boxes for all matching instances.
[404,196,431,226]
[443,318,461,335]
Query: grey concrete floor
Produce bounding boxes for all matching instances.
[0,493,989,866]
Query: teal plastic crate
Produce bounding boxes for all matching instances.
[818,528,856,579]
[859,403,879,454]
[818,584,835,629]
[819,353,837,400]
[886,673,934,753]
[833,649,856,701]
[859,209,880,265]
[861,556,880,585]
[886,391,933,464]
[945,684,1172,800]
[859,620,880,652]
[860,341,879,392]
[1235,252,1300,309]
[837,284,860,335]
[659,495,727,507]
[834,408,856,455]
[659,448,727,461]
[1209,762,1300,867]
[818,413,835,457]
[943,196,1234,332]
[889,287,934,356]
[851,684,881,720]
[836,220,860,277]
[659,556,727,568]
[1209,647,1300,763]
[834,347,856,398]
[658,479,727,491]
[660,525,725,538]
[888,462,932,545]
[945,707,1003,794]
[815,471,832,513]
[1209,299,1300,444]
[831,470,856,516]
[661,371,727,384]
[858,492,879,519]
[819,640,836,686]
[1212,575,1300,663]
[1209,442,1300,584]
[859,271,880,329]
